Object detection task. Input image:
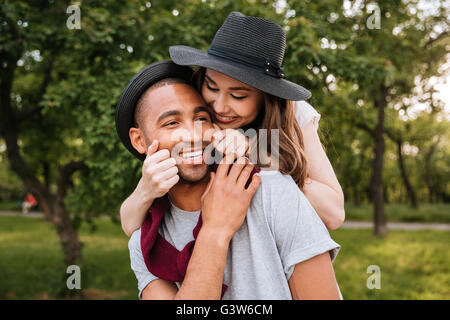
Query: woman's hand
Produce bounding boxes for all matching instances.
[140,140,180,200]
[200,156,261,242]
[211,124,249,159]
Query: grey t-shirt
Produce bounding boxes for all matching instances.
[128,170,341,299]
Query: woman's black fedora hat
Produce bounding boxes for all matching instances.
[170,11,311,101]
[115,60,193,160]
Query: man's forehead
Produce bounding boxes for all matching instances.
[145,83,205,117]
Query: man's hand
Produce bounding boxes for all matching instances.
[200,156,261,242]
[141,140,180,200]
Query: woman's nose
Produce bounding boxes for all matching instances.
[212,94,229,114]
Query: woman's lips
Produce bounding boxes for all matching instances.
[215,114,239,124]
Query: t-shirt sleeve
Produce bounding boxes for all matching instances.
[294,100,321,131]
[128,229,159,299]
[271,178,340,280]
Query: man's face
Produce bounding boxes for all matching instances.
[134,83,214,183]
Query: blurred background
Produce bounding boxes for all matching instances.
[0,0,448,299]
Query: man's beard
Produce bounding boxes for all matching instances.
[177,163,210,183]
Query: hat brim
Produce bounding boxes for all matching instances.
[115,60,194,161]
[170,45,311,101]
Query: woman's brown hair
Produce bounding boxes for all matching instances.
[192,67,308,190]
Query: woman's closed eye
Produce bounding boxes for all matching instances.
[230,93,248,100]
[206,82,219,92]
[207,82,247,100]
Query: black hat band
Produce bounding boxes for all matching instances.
[208,45,285,79]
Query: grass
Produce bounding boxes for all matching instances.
[0,215,448,300]
[0,216,136,300]
[344,203,450,223]
[329,228,450,299]
[0,200,23,211]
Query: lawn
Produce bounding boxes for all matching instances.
[0,216,448,300]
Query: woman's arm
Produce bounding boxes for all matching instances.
[120,140,180,237]
[120,177,156,237]
[301,118,345,230]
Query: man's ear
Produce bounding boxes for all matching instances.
[129,127,147,155]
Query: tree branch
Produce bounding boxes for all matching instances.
[353,121,376,139]
[424,31,449,49]
[17,52,55,121]
[57,161,87,200]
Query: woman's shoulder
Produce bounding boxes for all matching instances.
[294,100,321,129]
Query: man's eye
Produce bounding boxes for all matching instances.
[164,121,178,126]
[231,94,247,100]
[195,117,209,122]
[206,82,219,91]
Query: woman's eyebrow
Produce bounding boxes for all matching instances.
[205,74,252,91]
[205,75,216,84]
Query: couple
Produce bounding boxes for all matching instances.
[116,12,344,299]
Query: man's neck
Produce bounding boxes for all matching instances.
[168,175,210,212]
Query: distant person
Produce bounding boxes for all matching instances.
[22,192,37,214]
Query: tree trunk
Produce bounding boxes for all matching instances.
[52,199,82,265]
[372,84,388,236]
[395,140,418,208]
[424,143,437,204]
[1,49,83,268]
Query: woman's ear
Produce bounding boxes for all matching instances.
[129,127,147,155]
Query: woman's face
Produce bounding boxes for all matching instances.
[200,68,264,129]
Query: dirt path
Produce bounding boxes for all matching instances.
[341,220,450,231]
[1,210,449,231]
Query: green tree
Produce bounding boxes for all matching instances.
[286,0,449,235]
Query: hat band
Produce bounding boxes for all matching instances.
[208,45,285,78]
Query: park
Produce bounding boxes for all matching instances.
[0,0,448,300]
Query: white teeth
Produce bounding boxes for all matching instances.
[217,115,235,121]
[181,150,203,159]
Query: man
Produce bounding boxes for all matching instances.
[116,61,341,299]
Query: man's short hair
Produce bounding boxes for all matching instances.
[134,77,190,128]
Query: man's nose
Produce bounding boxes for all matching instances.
[176,121,204,144]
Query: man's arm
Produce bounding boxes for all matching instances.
[141,228,230,300]
[141,157,261,300]
[288,252,340,300]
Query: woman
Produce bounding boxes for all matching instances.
[120,12,345,237]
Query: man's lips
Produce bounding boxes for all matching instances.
[177,149,204,165]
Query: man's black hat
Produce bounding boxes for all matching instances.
[115,60,194,160]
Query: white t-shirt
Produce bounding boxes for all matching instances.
[128,170,341,300]
[295,100,321,131]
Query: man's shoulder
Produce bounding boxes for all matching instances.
[257,169,303,199]
[252,169,314,224]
